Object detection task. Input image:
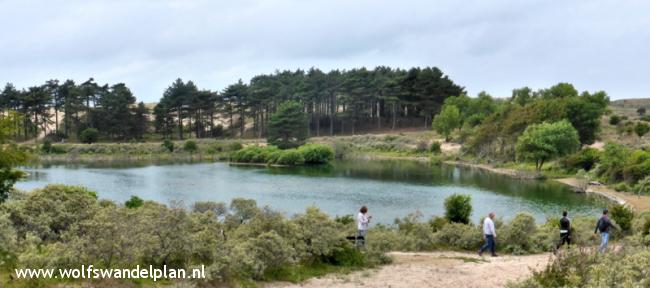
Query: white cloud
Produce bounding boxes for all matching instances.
[1,0,649,101]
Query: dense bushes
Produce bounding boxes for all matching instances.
[79,128,99,144]
[444,194,472,224]
[562,148,600,172]
[0,186,373,286]
[230,144,333,166]
[298,144,334,164]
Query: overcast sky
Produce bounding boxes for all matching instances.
[1,0,648,102]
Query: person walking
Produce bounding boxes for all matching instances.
[556,211,571,251]
[594,209,614,253]
[478,212,497,257]
[356,206,371,247]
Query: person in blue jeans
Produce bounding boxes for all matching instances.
[478,212,497,257]
[594,209,614,253]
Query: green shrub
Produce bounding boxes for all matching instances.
[275,150,305,166]
[41,140,53,154]
[430,141,441,154]
[428,216,448,232]
[184,140,198,153]
[323,245,365,266]
[635,122,650,137]
[79,128,99,144]
[298,144,334,164]
[609,115,621,125]
[124,196,144,209]
[622,160,650,183]
[562,148,600,171]
[501,213,537,254]
[162,139,174,152]
[641,115,650,122]
[334,215,354,226]
[613,182,630,192]
[433,223,482,250]
[610,204,635,233]
[444,194,472,224]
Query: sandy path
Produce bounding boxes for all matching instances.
[267,251,551,288]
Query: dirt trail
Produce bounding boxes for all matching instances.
[267,251,551,288]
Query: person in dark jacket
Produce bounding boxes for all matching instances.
[594,209,614,253]
[556,211,571,250]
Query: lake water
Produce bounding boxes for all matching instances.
[16,160,604,224]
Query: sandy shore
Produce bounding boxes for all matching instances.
[266,251,550,288]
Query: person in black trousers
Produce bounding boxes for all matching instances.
[556,211,571,251]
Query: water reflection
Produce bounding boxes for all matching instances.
[17,159,603,224]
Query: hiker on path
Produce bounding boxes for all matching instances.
[556,211,571,250]
[478,212,497,257]
[357,206,371,247]
[594,209,615,253]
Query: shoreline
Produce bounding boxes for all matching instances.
[443,160,650,212]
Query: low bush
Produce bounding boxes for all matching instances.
[444,194,472,224]
[430,141,441,154]
[635,122,650,137]
[609,204,634,233]
[79,128,99,144]
[298,144,334,164]
[609,115,621,125]
[500,213,537,254]
[613,182,630,192]
[124,196,144,209]
[433,222,483,250]
[162,139,174,152]
[184,140,198,153]
[275,150,305,166]
[230,144,332,166]
[562,148,600,172]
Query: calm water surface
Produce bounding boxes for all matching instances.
[16,160,604,224]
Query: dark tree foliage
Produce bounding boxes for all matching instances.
[267,101,308,149]
[1,66,462,142]
[468,83,609,161]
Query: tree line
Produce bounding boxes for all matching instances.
[0,79,148,141]
[1,66,464,142]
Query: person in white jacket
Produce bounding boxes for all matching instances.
[478,212,497,257]
[356,206,371,247]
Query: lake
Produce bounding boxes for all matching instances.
[16,160,604,224]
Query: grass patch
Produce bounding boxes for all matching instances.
[264,262,365,284]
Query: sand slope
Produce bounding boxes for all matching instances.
[267,251,551,288]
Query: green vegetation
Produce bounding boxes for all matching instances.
[515,120,580,171]
[464,83,608,161]
[267,101,308,149]
[0,112,28,202]
[431,105,461,141]
[124,195,144,209]
[230,143,333,166]
[635,122,650,137]
[444,194,472,224]
[0,185,381,287]
[183,140,198,153]
[298,144,334,164]
[162,139,174,152]
[79,128,99,144]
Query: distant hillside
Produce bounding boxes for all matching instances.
[611,98,650,109]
